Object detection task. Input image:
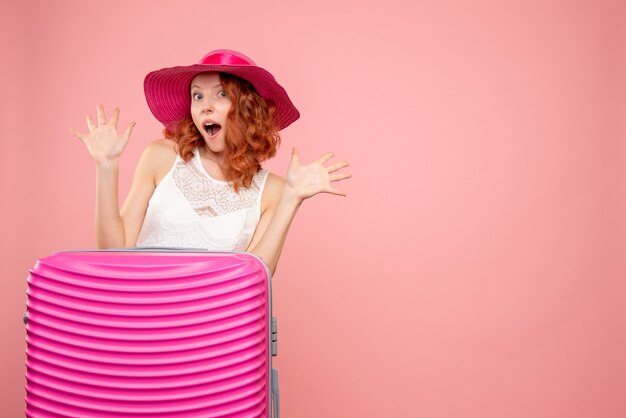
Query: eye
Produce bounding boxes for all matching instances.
[217,90,227,98]
[192,92,203,100]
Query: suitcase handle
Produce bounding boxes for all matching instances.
[272,368,280,418]
[271,317,278,356]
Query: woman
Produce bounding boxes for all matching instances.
[71,49,351,275]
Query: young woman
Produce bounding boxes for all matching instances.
[71,49,350,275]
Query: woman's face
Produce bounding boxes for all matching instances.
[190,72,232,156]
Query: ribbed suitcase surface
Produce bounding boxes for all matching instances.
[25,250,276,418]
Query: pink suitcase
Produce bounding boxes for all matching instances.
[24,249,279,417]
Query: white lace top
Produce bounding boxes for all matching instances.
[136,148,269,251]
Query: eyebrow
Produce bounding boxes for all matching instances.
[190,83,223,90]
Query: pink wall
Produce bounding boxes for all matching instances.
[2,0,624,416]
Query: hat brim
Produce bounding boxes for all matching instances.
[144,64,300,131]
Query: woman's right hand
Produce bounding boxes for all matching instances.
[70,105,136,165]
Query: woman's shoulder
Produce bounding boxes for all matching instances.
[264,172,285,191]
[140,139,177,165]
[136,139,179,185]
[259,172,285,211]
[143,138,177,157]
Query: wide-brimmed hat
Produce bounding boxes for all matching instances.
[144,49,300,130]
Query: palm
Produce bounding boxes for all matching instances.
[84,124,129,162]
[286,148,351,200]
[71,105,135,164]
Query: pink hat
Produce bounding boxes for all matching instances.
[144,49,300,130]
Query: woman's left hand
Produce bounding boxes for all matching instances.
[285,148,351,202]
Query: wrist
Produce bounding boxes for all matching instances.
[95,159,119,171]
[280,184,304,207]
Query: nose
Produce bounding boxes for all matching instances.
[201,101,214,114]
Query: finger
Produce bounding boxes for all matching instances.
[326,161,349,173]
[69,128,85,141]
[97,104,106,125]
[329,172,352,182]
[109,107,120,128]
[317,152,334,164]
[121,121,136,141]
[291,147,300,164]
[86,115,96,132]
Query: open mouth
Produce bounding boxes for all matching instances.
[204,123,222,136]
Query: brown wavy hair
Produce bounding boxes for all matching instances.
[163,72,280,192]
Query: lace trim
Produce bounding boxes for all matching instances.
[171,153,263,217]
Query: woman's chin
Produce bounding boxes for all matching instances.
[203,139,226,156]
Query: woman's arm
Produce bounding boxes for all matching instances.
[247,148,351,275]
[72,105,160,248]
[93,159,126,248]
[119,142,171,247]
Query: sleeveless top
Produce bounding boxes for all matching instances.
[136,148,269,251]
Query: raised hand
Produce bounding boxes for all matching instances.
[70,105,136,165]
[285,148,351,201]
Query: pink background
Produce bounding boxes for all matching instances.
[1,0,625,417]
